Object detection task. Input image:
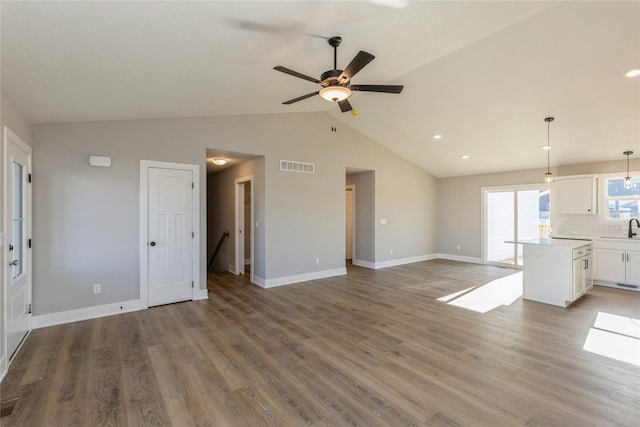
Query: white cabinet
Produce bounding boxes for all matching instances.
[593,243,640,286]
[522,240,593,307]
[554,175,597,214]
[573,253,593,299]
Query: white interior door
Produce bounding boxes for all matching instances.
[147,167,194,306]
[4,128,32,360]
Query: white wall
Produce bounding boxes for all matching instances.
[0,90,32,378]
[32,112,438,315]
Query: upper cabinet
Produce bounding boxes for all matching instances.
[554,175,598,215]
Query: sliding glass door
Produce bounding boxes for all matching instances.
[484,186,550,267]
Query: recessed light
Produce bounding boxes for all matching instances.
[625,69,640,77]
[541,145,551,150]
[209,158,227,166]
[461,155,470,160]
[433,134,443,140]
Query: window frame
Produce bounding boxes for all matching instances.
[599,171,640,223]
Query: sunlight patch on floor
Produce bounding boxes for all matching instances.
[437,272,522,314]
[583,312,640,367]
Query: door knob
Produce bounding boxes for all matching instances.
[9,259,19,266]
[149,241,156,247]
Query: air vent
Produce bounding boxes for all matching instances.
[280,160,315,174]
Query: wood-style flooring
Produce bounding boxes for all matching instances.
[1,260,639,426]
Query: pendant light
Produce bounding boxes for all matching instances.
[544,117,554,183]
[623,150,633,189]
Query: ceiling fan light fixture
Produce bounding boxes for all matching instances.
[625,69,640,77]
[319,86,351,102]
[210,158,227,166]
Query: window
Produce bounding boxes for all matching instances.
[603,175,640,221]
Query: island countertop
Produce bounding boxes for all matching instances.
[505,238,592,248]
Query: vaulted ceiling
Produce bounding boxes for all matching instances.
[2,1,639,177]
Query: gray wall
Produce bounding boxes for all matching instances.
[437,159,640,259]
[346,171,375,263]
[32,112,438,315]
[207,158,265,275]
[0,90,32,371]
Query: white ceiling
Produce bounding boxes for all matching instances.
[2,1,639,177]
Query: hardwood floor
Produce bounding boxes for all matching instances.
[2,260,639,426]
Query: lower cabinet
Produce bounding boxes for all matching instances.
[573,253,593,299]
[593,245,640,286]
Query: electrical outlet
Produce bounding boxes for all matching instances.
[390,248,394,254]
[93,284,101,294]
[315,257,320,265]
[456,245,461,251]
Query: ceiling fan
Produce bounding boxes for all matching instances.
[274,36,404,113]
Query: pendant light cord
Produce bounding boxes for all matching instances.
[547,121,551,174]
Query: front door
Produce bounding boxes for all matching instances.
[4,128,32,360]
[147,167,194,307]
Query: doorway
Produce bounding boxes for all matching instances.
[483,185,550,267]
[345,185,355,261]
[234,176,253,281]
[140,160,200,308]
[3,127,32,362]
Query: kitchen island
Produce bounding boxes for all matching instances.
[515,238,593,307]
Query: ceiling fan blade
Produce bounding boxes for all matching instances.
[282,91,319,105]
[274,66,321,84]
[338,51,375,82]
[350,84,404,94]
[338,99,353,113]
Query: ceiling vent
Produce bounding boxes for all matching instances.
[280,160,315,174]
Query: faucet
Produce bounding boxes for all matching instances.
[629,218,640,238]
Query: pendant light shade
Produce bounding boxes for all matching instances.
[544,117,554,183]
[623,151,633,189]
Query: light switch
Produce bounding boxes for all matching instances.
[380,218,387,225]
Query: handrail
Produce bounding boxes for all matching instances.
[208,231,230,271]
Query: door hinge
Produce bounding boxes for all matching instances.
[28,238,32,249]
[191,281,194,288]
[192,182,194,189]
[192,231,195,238]
[28,173,32,183]
[8,244,14,252]
[28,303,32,314]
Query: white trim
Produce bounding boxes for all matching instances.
[253,275,266,288]
[32,299,142,329]
[437,253,484,264]
[196,289,209,300]
[139,160,200,309]
[228,264,235,274]
[352,259,375,269]
[263,268,347,288]
[0,355,6,382]
[373,254,438,269]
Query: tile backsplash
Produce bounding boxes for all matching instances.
[556,214,630,237]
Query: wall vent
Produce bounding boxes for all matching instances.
[280,160,315,174]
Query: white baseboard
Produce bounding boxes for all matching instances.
[228,264,235,274]
[32,299,142,329]
[253,275,266,288]
[373,254,438,269]
[352,259,375,268]
[437,253,483,264]
[0,355,6,383]
[353,254,438,270]
[195,288,209,299]
[263,268,347,288]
